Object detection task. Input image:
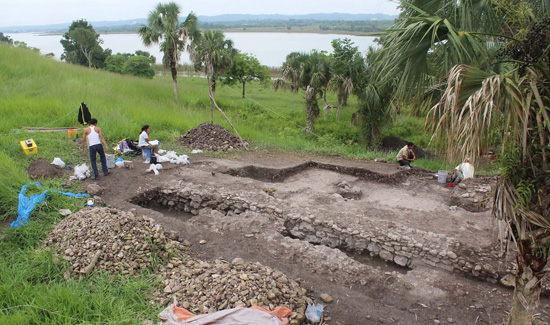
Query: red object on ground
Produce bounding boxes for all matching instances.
[447,183,455,187]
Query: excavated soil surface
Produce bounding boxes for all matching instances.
[82,149,550,325]
[26,158,69,180]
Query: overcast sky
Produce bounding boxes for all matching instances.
[0,0,400,27]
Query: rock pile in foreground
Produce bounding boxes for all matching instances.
[44,207,181,277]
[45,207,310,323]
[155,258,310,323]
[179,122,249,151]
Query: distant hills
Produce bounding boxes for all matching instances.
[0,13,397,33]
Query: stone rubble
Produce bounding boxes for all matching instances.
[133,180,516,285]
[179,122,249,152]
[44,207,311,323]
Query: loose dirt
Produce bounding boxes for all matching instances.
[26,158,69,180]
[81,149,549,324]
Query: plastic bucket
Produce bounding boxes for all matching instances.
[437,170,448,183]
[67,129,78,139]
[106,154,115,169]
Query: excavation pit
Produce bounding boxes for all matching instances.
[98,152,550,324]
[128,175,507,286]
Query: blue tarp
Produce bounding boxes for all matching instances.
[10,182,88,228]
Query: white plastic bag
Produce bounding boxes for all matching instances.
[146,164,160,175]
[72,163,90,180]
[149,140,159,146]
[305,303,324,324]
[191,149,203,154]
[174,155,189,165]
[51,157,65,168]
[155,154,171,163]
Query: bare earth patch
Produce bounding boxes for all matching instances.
[80,150,550,324]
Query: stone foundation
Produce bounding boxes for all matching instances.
[132,180,512,285]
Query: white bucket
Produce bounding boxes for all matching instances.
[437,170,448,183]
[106,154,115,169]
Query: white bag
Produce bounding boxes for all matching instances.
[51,157,65,168]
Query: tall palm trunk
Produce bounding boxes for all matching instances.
[305,86,317,132]
[170,63,178,103]
[507,240,547,325]
[208,76,214,123]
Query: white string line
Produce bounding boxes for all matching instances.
[0,110,75,137]
[0,304,133,323]
[224,85,345,150]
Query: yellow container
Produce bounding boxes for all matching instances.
[20,139,38,155]
[68,129,78,139]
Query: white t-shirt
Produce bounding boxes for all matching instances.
[456,162,474,179]
[138,130,149,147]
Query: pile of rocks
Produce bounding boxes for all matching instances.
[44,207,183,277]
[179,122,249,151]
[154,258,310,322]
[45,207,311,323]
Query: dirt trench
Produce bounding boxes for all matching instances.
[92,152,550,324]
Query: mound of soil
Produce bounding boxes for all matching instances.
[179,122,249,152]
[380,136,429,159]
[26,158,68,180]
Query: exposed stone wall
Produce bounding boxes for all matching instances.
[132,181,510,284]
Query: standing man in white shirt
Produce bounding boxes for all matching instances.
[81,118,109,180]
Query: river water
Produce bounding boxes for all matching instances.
[6,32,376,67]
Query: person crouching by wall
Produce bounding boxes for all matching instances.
[396,142,416,169]
[81,118,109,180]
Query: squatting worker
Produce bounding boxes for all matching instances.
[139,125,159,155]
[81,118,109,180]
[396,142,416,169]
[450,158,475,184]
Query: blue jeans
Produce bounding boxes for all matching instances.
[89,144,108,178]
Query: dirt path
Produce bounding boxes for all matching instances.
[87,150,550,324]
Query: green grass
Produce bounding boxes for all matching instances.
[0,44,498,323]
[0,178,158,324]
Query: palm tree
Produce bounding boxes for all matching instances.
[190,30,243,143]
[373,1,549,323]
[273,51,331,132]
[138,2,198,102]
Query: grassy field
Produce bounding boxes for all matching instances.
[0,44,478,323]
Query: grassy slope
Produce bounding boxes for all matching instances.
[0,44,455,323]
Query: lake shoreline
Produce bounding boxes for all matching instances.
[7,32,377,67]
[30,29,381,37]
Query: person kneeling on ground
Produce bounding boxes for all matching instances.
[450,158,475,184]
[139,124,159,162]
[81,118,109,180]
[397,142,416,169]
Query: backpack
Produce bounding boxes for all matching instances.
[125,139,142,155]
[77,102,92,125]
